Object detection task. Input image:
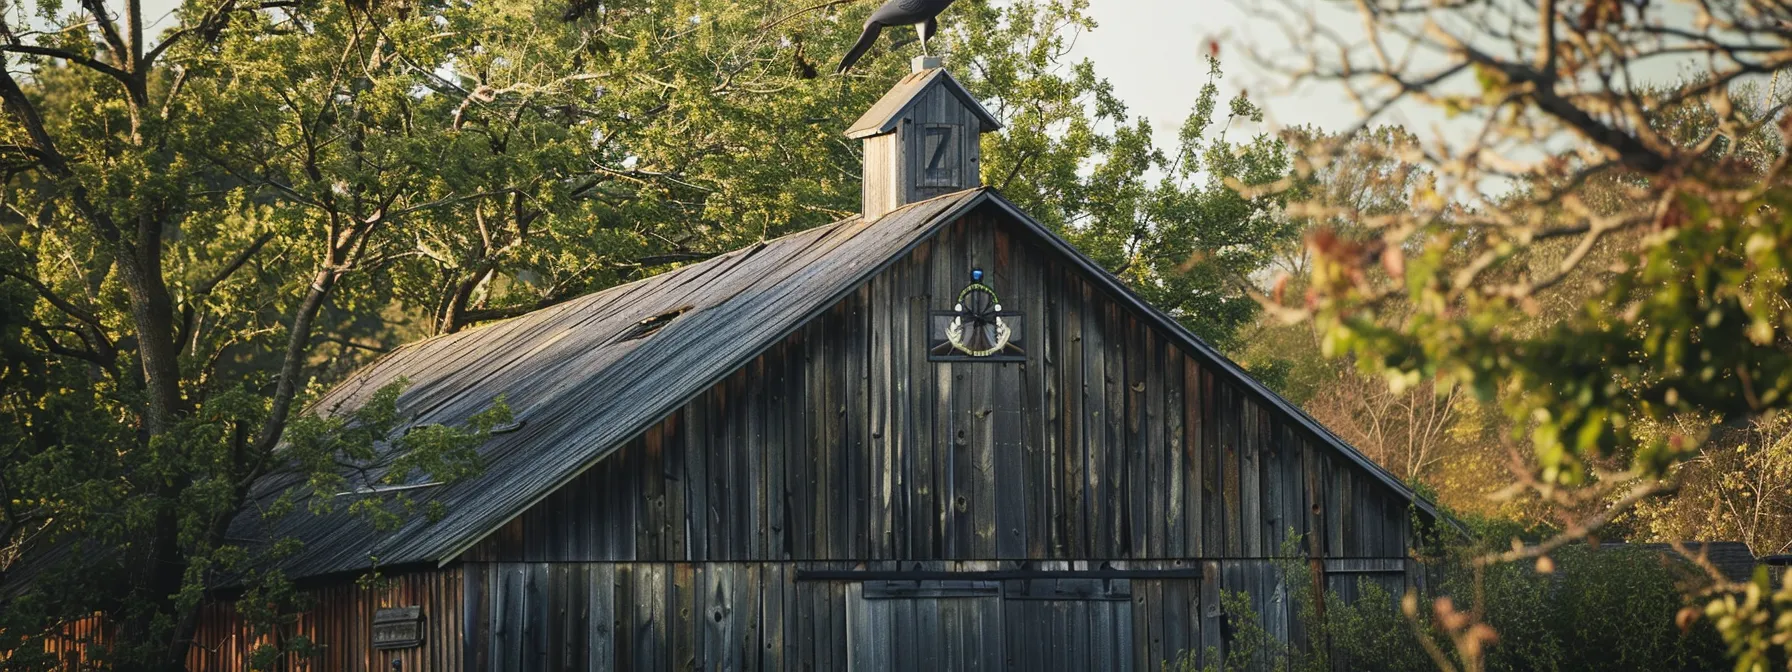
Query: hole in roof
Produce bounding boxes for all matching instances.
[617,306,692,342]
[332,481,444,498]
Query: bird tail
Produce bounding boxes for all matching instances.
[836,22,884,74]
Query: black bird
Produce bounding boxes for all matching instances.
[836,0,957,75]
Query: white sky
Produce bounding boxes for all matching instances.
[1065,0,1469,152]
[1072,0,1344,140]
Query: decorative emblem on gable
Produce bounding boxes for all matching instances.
[930,268,1025,361]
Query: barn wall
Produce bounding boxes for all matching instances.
[452,210,1421,668]
[185,566,465,672]
[457,559,1319,672]
[462,212,1416,565]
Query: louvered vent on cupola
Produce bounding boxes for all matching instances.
[846,56,1003,220]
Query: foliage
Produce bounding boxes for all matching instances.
[1162,543,1727,672]
[1254,0,1792,487]
[1634,414,1792,558]
[1161,589,1307,672]
[1705,569,1792,671]
[1245,0,1792,666]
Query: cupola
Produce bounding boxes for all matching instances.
[847,56,1002,220]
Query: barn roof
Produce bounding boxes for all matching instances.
[235,187,1443,581]
[845,67,1002,140]
[1600,542,1759,583]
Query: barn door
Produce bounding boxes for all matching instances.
[847,580,1006,671]
[844,578,1137,672]
[1001,578,1134,672]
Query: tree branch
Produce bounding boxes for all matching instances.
[0,266,105,332]
[176,231,276,349]
[0,44,132,83]
[1474,478,1677,567]
[76,0,131,68]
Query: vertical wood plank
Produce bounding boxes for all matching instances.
[1165,345,1185,560]
[1082,281,1107,559]
[1103,301,1126,558]
[871,268,893,560]
[813,315,835,561]
[1200,561,1221,667]
[613,564,635,672]
[788,330,813,561]
[762,564,784,671]
[845,287,870,561]
[928,232,957,560]
[1243,399,1262,558]
[1063,269,1087,558]
[664,413,688,562]
[1145,328,1166,559]
[905,247,933,561]
[747,357,767,562]
[1222,383,1243,558]
[1089,594,1114,672]
[669,564,694,672]
[687,400,711,562]
[1022,241,1053,559]
[1126,315,1148,558]
[641,427,666,562]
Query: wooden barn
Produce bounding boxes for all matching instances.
[180,62,1443,671]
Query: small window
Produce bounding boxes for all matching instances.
[617,306,691,342]
[920,123,961,188]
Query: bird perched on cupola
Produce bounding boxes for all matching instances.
[836,0,958,74]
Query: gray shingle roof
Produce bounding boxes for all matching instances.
[1601,541,1759,583]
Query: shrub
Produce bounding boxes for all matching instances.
[1164,543,1726,671]
[1326,545,1726,672]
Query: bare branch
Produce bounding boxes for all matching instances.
[0,44,132,83]
[1475,478,1677,567]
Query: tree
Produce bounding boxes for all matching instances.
[1634,414,1792,559]
[1249,0,1792,667]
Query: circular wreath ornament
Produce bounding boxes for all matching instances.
[945,281,1013,357]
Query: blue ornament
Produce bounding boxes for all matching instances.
[971,268,983,282]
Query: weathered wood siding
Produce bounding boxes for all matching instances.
[35,613,109,670]
[450,211,1421,669]
[463,212,1414,565]
[185,567,465,672]
[458,559,1316,671]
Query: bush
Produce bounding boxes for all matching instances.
[1167,543,1726,671]
[1328,545,1725,672]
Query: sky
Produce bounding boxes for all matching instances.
[1067,0,1464,152]
[1072,0,1345,139]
